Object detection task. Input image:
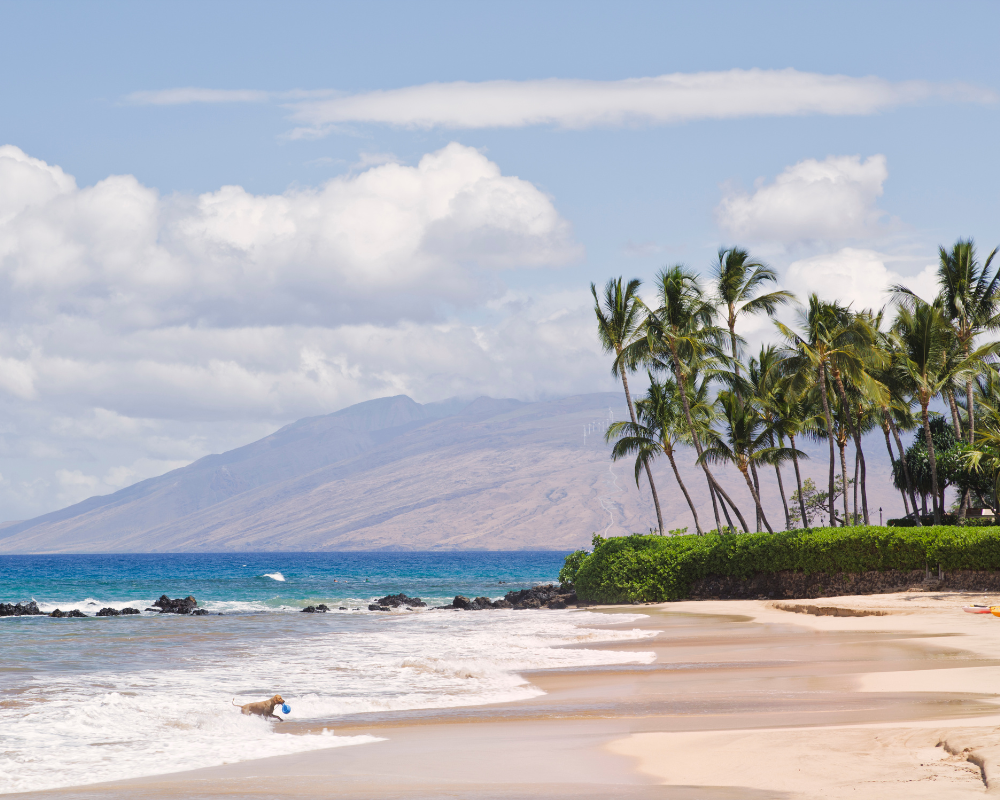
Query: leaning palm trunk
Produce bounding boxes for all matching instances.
[853,450,860,525]
[666,448,701,534]
[774,463,791,530]
[741,467,774,533]
[750,462,762,532]
[667,344,749,532]
[920,399,942,525]
[620,367,664,534]
[817,361,838,526]
[880,416,911,519]
[888,415,922,524]
[789,433,809,527]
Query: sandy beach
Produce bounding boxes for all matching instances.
[18,592,1000,799]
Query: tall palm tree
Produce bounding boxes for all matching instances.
[606,375,706,534]
[712,247,795,379]
[701,390,805,532]
[770,389,818,527]
[748,345,793,529]
[776,296,849,526]
[629,265,750,533]
[892,303,993,524]
[592,278,664,534]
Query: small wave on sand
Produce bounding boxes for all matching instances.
[262,572,286,582]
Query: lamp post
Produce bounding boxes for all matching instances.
[879,507,883,526]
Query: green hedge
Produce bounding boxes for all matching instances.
[569,526,1000,603]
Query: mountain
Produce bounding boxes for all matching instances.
[0,393,911,553]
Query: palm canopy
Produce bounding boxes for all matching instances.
[712,247,794,370]
[591,277,645,377]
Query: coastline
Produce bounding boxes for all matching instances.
[18,593,1000,799]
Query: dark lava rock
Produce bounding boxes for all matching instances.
[504,585,577,610]
[316,604,329,612]
[302,605,329,613]
[375,594,426,608]
[191,608,210,616]
[0,600,43,617]
[96,607,121,617]
[152,595,198,614]
[121,608,140,615]
[302,606,317,613]
[368,604,390,611]
[451,595,472,609]
[50,609,87,618]
[338,606,347,611]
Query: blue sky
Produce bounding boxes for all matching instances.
[0,0,997,518]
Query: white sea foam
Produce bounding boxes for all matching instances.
[262,572,286,581]
[0,609,653,794]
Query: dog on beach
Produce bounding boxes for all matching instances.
[232,694,285,722]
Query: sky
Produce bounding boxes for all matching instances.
[0,0,998,520]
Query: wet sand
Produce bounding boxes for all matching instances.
[19,592,1000,799]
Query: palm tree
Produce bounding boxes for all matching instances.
[892,303,993,524]
[629,265,750,533]
[770,389,818,527]
[712,247,795,379]
[592,278,664,534]
[748,345,793,529]
[776,296,849,526]
[700,390,805,532]
[606,375,705,534]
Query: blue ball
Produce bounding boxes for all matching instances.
[281,704,291,715]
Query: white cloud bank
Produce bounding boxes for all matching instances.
[716,154,890,245]
[126,69,994,134]
[0,144,604,519]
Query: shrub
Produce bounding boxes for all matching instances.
[568,526,1000,603]
[558,549,590,587]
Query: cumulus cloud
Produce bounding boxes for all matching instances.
[784,248,939,310]
[716,155,890,244]
[0,143,580,329]
[0,144,604,520]
[281,70,992,135]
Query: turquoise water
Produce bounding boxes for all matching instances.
[0,551,659,794]
[0,551,570,611]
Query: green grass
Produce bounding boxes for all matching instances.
[566,526,1000,603]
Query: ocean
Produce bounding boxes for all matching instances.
[0,552,655,794]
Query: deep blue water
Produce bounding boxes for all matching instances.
[0,551,570,610]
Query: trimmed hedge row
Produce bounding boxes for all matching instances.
[567,526,1000,604]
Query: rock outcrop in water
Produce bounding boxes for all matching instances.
[301,604,330,613]
[372,594,426,610]
[95,607,142,616]
[438,585,577,611]
[149,594,199,614]
[0,600,43,616]
[50,609,87,617]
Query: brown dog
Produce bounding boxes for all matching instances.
[232,694,285,722]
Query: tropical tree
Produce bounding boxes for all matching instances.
[592,278,663,534]
[892,303,993,524]
[606,375,706,534]
[629,265,750,533]
[712,247,794,379]
[748,345,793,529]
[700,390,805,532]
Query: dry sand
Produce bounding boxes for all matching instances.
[19,591,1000,799]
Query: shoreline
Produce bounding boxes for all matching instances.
[18,593,1000,799]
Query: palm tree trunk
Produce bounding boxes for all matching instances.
[774,463,791,530]
[853,449,860,525]
[666,448,701,534]
[888,415,922,525]
[741,467,774,533]
[921,399,941,525]
[718,487,737,533]
[830,369,870,524]
[751,462,762,532]
[880,416,911,519]
[789,433,809,527]
[817,360,837,526]
[620,363,663,535]
[668,343,749,533]
[947,389,963,440]
[838,436,850,525]
[967,376,976,444]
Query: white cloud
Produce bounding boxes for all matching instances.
[280,70,993,135]
[0,143,580,329]
[716,155,890,244]
[784,248,939,310]
[0,144,604,520]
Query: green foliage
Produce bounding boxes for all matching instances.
[788,476,852,526]
[558,549,590,587]
[567,527,1000,603]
